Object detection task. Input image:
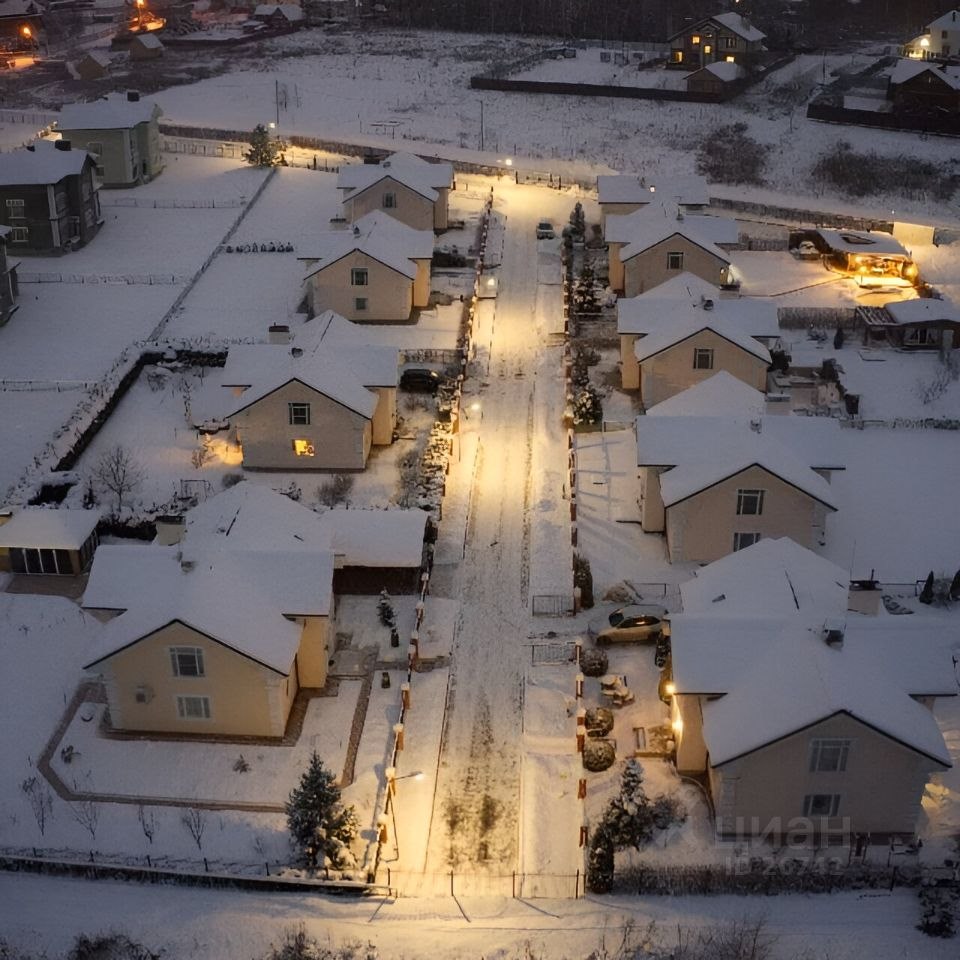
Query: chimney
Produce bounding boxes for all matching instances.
[290,346,304,358]
[749,418,762,433]
[352,224,361,237]
[268,323,291,344]
[702,298,714,311]
[127,90,141,102]
[54,139,72,151]
[155,515,185,546]
[822,619,845,648]
[848,570,881,616]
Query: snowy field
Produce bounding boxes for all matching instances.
[511,49,690,91]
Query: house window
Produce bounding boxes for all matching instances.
[288,402,311,425]
[355,297,368,311]
[691,34,701,44]
[11,227,28,244]
[724,37,737,49]
[693,347,714,370]
[725,55,736,63]
[703,44,712,54]
[351,267,368,286]
[383,192,397,209]
[803,794,841,818]
[176,695,211,720]
[672,50,684,63]
[810,739,851,772]
[667,251,684,270]
[736,488,765,516]
[292,439,316,457]
[5,198,24,216]
[733,531,762,551]
[170,647,205,678]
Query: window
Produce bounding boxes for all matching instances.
[170,647,205,678]
[383,192,396,209]
[672,50,684,63]
[292,439,316,457]
[693,347,714,370]
[733,531,761,551]
[5,198,24,215]
[11,227,28,244]
[355,297,368,311]
[288,402,311,425]
[725,55,736,63]
[176,695,211,720]
[803,794,841,818]
[724,37,737,48]
[736,488,765,516]
[667,251,684,270]
[810,739,851,772]
[691,34,701,44]
[351,267,368,286]
[703,44,712,54]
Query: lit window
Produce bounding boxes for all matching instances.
[383,192,396,209]
[667,251,684,270]
[704,44,712,54]
[810,739,851,772]
[288,402,311,425]
[292,439,316,457]
[672,50,683,63]
[733,532,761,551]
[355,297,368,311]
[725,55,736,63]
[351,267,368,286]
[176,695,211,720]
[736,488,765,515]
[691,34,701,44]
[802,794,840,818]
[170,647,204,677]
[693,347,714,370]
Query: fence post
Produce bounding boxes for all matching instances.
[575,868,580,898]
[512,871,516,898]
[450,870,455,895]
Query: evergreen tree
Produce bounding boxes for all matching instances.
[573,383,602,426]
[833,326,845,350]
[285,752,357,867]
[586,825,615,894]
[950,569,960,603]
[245,124,280,167]
[919,571,935,605]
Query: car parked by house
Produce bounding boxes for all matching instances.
[593,605,668,645]
[536,220,556,239]
[400,368,441,393]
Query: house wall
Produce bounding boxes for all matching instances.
[664,464,828,563]
[234,380,372,470]
[609,241,627,291]
[433,186,450,230]
[344,177,435,232]
[710,712,941,838]
[413,258,431,307]
[620,333,640,389]
[0,241,18,324]
[671,21,762,70]
[294,615,329,687]
[639,465,666,533]
[306,250,413,322]
[624,237,729,296]
[59,128,134,188]
[370,386,396,445]
[94,620,298,737]
[638,329,768,408]
[133,119,163,182]
[674,693,709,773]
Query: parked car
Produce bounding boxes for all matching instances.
[595,605,666,645]
[536,220,556,239]
[400,368,441,393]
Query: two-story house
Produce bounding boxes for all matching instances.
[0,140,102,254]
[902,8,960,60]
[669,11,765,71]
[597,175,709,231]
[57,91,163,188]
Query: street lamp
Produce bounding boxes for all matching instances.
[135,0,144,28]
[385,768,424,861]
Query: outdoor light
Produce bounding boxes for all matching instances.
[21,24,31,38]
[504,157,513,166]
[672,717,683,734]
[469,402,481,413]
[920,37,930,47]
[664,682,676,696]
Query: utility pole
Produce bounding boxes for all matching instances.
[479,100,484,152]
[275,79,280,128]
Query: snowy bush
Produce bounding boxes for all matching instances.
[573,384,602,426]
[573,553,594,608]
[580,648,608,677]
[587,827,615,894]
[582,739,616,772]
[596,760,687,853]
[377,589,396,627]
[696,122,768,185]
[917,885,958,938]
[66,933,160,960]
[316,474,355,507]
[584,707,614,737]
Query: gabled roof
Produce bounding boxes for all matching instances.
[58,94,162,132]
[618,288,778,341]
[337,152,453,201]
[696,61,747,82]
[890,59,960,90]
[927,9,960,32]
[133,32,164,49]
[679,537,849,619]
[79,51,112,68]
[884,297,960,326]
[226,370,377,421]
[620,222,731,265]
[82,544,333,674]
[816,228,909,258]
[0,140,95,186]
[254,4,304,19]
[708,12,765,42]
[597,175,710,207]
[0,507,101,550]
[606,207,739,247]
[632,317,771,364]
[646,371,767,418]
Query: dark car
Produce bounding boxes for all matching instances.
[400,368,441,393]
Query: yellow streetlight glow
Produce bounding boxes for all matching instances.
[664,681,676,696]
[21,24,31,38]
[469,402,481,413]
[672,717,683,734]
[504,157,513,166]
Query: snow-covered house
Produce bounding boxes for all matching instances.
[887,58,960,114]
[635,414,844,562]
[0,507,100,576]
[253,3,305,26]
[862,297,960,351]
[58,92,163,189]
[336,152,454,232]
[72,51,112,82]
[221,311,399,471]
[618,284,777,400]
[596,175,709,231]
[902,9,960,60]
[0,140,102,253]
[298,211,433,321]
[645,370,769,419]
[668,11,766,71]
[668,539,955,840]
[686,60,748,96]
[0,225,20,325]
[129,32,164,60]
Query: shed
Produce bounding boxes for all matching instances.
[0,507,101,575]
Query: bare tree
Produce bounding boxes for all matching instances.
[138,804,159,845]
[92,444,145,515]
[69,797,100,840]
[21,775,53,837]
[181,807,206,851]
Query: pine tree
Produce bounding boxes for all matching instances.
[920,571,935,605]
[378,589,396,627]
[285,752,357,867]
[586,825,615,894]
[244,124,280,167]
[573,384,602,426]
[950,569,960,603]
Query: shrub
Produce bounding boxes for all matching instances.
[583,739,616,772]
[580,648,608,677]
[573,384,602,426]
[317,473,355,507]
[696,122,768,185]
[587,826,615,894]
[573,553,594,608]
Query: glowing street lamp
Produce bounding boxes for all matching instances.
[135,0,144,27]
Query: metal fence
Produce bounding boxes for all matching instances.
[100,196,245,209]
[530,639,577,664]
[531,594,576,616]
[381,867,583,899]
[161,138,246,159]
[18,272,188,285]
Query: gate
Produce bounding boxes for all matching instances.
[531,594,576,616]
[530,640,577,665]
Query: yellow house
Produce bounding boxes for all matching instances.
[597,174,709,231]
[635,414,844,562]
[337,152,454,232]
[617,278,778,395]
[619,222,733,296]
[300,212,433,321]
[82,544,333,738]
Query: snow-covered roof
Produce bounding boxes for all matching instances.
[697,61,747,82]
[319,507,427,568]
[336,152,453,201]
[597,175,709,207]
[891,60,960,91]
[632,316,772,365]
[680,537,850,619]
[646,371,767,418]
[816,229,909,258]
[620,222,731,265]
[618,288,778,340]
[0,0,41,15]
[927,9,960,32]
[79,51,112,68]
[82,543,333,674]
[884,297,960,326]
[300,211,432,282]
[635,415,843,509]
[0,141,94,186]
[58,94,161,132]
[0,507,100,549]
[254,4,304,19]
[711,12,765,42]
[672,619,954,767]
[133,32,164,49]
[606,207,739,247]
[227,366,377,420]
